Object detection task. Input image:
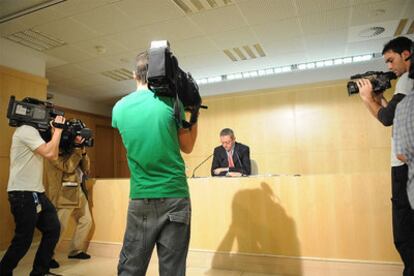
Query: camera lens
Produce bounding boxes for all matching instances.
[347,81,359,95]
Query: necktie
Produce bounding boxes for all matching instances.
[228,151,235,168]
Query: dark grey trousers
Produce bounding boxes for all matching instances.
[118,198,191,276]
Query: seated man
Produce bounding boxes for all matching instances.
[211,128,251,176]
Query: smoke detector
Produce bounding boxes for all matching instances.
[358,26,385,38]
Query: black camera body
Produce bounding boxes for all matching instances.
[60,119,94,153]
[347,71,397,96]
[147,41,206,127]
[7,96,64,131]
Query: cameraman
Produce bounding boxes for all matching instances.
[45,120,92,268]
[357,36,414,275]
[112,50,198,276]
[0,115,65,276]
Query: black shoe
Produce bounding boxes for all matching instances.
[68,252,91,259]
[49,259,60,269]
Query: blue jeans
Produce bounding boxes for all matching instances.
[118,198,191,276]
[0,192,60,276]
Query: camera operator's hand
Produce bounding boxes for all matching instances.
[74,135,85,145]
[356,79,374,102]
[51,115,65,131]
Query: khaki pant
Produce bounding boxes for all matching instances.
[57,190,92,256]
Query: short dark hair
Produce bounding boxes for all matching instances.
[135,51,148,83]
[382,36,412,55]
[220,128,234,138]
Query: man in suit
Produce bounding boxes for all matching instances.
[211,128,251,177]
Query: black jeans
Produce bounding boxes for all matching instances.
[391,164,414,276]
[0,191,60,276]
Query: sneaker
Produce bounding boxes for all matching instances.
[68,252,91,259]
[49,259,60,269]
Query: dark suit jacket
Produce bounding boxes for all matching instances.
[211,142,251,176]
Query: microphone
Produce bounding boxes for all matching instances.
[191,153,214,178]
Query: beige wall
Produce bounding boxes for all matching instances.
[0,65,48,250]
[183,79,391,177]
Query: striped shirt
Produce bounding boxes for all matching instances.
[394,93,414,208]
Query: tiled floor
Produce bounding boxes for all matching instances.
[6,248,277,276]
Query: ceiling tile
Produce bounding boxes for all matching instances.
[46,64,91,80]
[72,37,129,58]
[35,17,99,43]
[139,17,204,42]
[251,18,302,43]
[116,0,184,26]
[105,28,153,52]
[172,36,219,57]
[208,27,258,48]
[300,7,351,35]
[236,0,297,25]
[45,45,95,63]
[350,0,407,26]
[295,0,351,15]
[189,5,247,34]
[76,58,119,74]
[71,5,136,36]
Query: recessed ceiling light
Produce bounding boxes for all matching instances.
[358,26,385,38]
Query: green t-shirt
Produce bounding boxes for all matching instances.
[112,89,188,199]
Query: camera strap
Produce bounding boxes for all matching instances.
[52,121,65,129]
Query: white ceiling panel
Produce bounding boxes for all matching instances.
[251,18,302,43]
[350,0,407,26]
[71,5,136,36]
[46,64,91,80]
[47,0,109,18]
[300,7,351,35]
[116,0,184,26]
[208,27,258,49]
[139,17,204,42]
[35,17,99,43]
[105,28,153,52]
[0,17,29,36]
[76,58,119,74]
[172,36,218,57]
[295,0,351,15]
[46,45,93,63]
[236,0,297,25]
[72,37,129,58]
[45,45,95,63]
[261,37,306,56]
[189,5,247,34]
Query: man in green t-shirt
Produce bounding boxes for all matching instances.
[112,50,198,276]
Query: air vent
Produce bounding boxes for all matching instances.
[223,44,266,62]
[101,68,133,81]
[394,18,408,36]
[358,26,385,38]
[408,20,414,35]
[3,29,66,51]
[172,0,232,14]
